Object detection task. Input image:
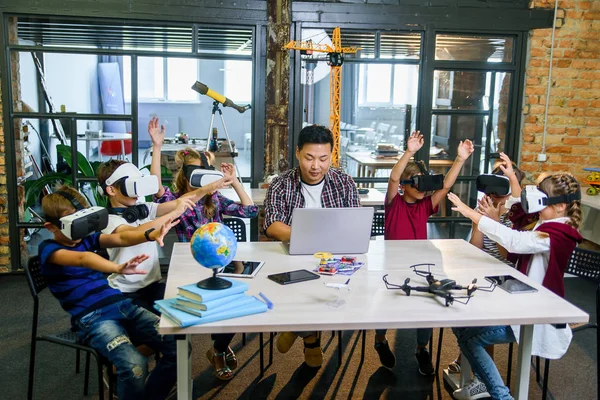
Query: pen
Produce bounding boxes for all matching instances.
[345,279,350,285]
[259,292,273,309]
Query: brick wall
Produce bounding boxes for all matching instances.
[523,1,600,182]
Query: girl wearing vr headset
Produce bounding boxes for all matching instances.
[447,171,583,400]
[377,131,474,374]
[150,117,257,381]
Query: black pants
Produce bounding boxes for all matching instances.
[211,333,236,353]
[123,281,166,316]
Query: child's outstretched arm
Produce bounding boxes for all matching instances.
[112,197,195,234]
[431,139,474,208]
[386,131,423,204]
[497,152,521,199]
[99,217,178,248]
[149,116,167,198]
[221,163,253,205]
[48,250,149,274]
[181,176,234,203]
[448,192,549,255]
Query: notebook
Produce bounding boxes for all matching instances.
[283,207,374,255]
[160,295,256,318]
[175,293,245,311]
[155,296,268,328]
[177,278,248,303]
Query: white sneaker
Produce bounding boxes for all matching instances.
[453,377,491,400]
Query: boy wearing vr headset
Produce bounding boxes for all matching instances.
[39,186,178,400]
[448,168,582,400]
[96,160,199,314]
[377,131,474,374]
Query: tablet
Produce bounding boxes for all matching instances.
[485,275,538,294]
[217,260,265,279]
[268,269,320,285]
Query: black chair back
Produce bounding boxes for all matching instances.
[371,212,385,237]
[567,247,600,282]
[25,256,46,299]
[223,218,247,242]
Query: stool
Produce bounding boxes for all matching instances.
[244,133,252,152]
[100,139,132,160]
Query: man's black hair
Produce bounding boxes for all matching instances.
[297,124,334,150]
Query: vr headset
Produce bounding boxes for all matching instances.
[46,191,109,240]
[520,185,582,213]
[185,152,224,188]
[400,162,444,192]
[98,163,159,197]
[476,174,511,196]
[108,204,150,224]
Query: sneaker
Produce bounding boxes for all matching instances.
[303,335,323,368]
[374,340,396,368]
[415,348,435,376]
[277,332,299,353]
[453,377,491,400]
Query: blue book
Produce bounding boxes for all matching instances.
[160,295,255,317]
[155,296,268,328]
[175,293,245,311]
[177,278,248,303]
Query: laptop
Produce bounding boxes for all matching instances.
[283,207,374,255]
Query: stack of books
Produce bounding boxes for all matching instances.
[375,143,399,157]
[154,278,268,328]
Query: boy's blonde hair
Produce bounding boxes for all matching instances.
[42,185,89,224]
[96,159,127,194]
[401,161,427,181]
[174,147,216,219]
[537,172,583,229]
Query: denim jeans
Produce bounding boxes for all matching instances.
[453,326,516,400]
[123,281,166,316]
[76,299,177,400]
[375,328,432,347]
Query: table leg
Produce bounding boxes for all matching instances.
[121,140,125,160]
[177,335,192,400]
[86,140,90,160]
[514,325,533,400]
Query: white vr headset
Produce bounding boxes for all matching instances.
[98,163,159,197]
[46,191,109,240]
[520,185,581,213]
[185,166,224,188]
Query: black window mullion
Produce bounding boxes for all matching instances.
[484,72,497,174]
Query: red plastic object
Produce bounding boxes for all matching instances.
[99,139,132,157]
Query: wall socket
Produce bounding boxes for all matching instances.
[537,153,547,162]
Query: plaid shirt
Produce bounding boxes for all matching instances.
[263,167,360,231]
[155,186,258,242]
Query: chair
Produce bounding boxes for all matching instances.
[371,211,385,237]
[99,139,132,160]
[26,256,114,400]
[223,217,247,242]
[243,133,252,152]
[504,247,600,399]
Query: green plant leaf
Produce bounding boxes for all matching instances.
[56,144,95,177]
[24,173,71,209]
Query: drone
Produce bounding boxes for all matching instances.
[383,263,495,307]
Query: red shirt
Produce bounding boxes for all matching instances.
[384,194,438,240]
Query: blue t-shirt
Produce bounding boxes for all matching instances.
[39,232,125,325]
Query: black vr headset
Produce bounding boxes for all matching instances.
[46,191,109,240]
[185,152,224,188]
[108,204,150,224]
[476,174,511,196]
[400,162,444,192]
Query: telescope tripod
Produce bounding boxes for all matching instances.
[206,100,243,184]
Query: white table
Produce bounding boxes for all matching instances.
[581,191,600,245]
[219,187,385,207]
[159,240,588,400]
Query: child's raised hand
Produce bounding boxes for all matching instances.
[447,192,473,216]
[477,195,501,221]
[153,217,179,247]
[174,197,195,215]
[148,116,166,147]
[406,131,424,154]
[457,139,475,161]
[220,163,236,179]
[497,152,516,179]
[120,254,150,275]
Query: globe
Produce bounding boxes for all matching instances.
[190,222,238,289]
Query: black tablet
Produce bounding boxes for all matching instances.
[268,269,320,285]
[485,275,538,294]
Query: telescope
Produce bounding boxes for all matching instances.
[191,81,251,114]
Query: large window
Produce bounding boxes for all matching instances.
[358,64,419,106]
[224,60,252,103]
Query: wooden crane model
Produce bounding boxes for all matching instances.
[284,28,360,167]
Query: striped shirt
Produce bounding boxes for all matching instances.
[263,167,360,231]
[481,212,514,266]
[39,233,125,326]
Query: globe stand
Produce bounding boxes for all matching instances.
[197,268,232,290]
